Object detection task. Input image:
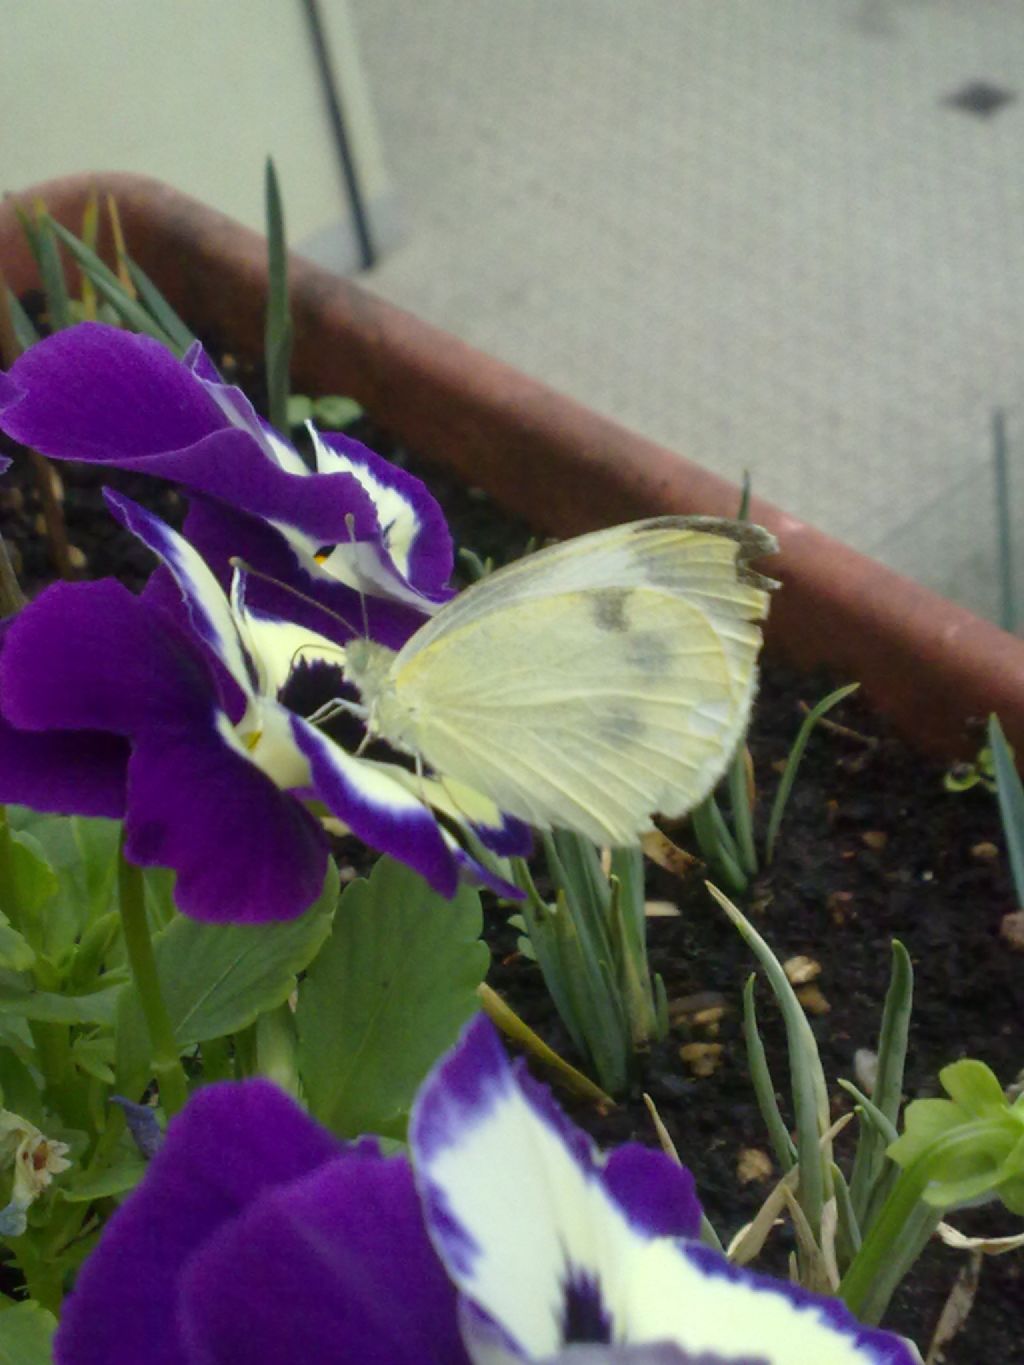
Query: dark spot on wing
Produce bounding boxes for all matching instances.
[591,588,631,632]
[626,631,673,675]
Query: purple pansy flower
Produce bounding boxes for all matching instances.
[55,1018,919,1365]
[0,322,452,648]
[0,492,525,922]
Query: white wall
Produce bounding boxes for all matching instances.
[0,0,395,271]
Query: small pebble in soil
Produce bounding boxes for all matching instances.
[971,841,999,862]
[998,910,1024,952]
[679,1042,724,1077]
[796,983,832,1015]
[736,1147,774,1185]
[783,954,821,985]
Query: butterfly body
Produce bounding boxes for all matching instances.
[343,516,777,846]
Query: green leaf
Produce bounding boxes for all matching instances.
[71,1034,116,1084]
[0,1048,44,1125]
[0,1300,56,1364]
[312,395,363,428]
[940,1058,1010,1118]
[5,832,58,919]
[62,1151,147,1203]
[116,867,337,1094]
[4,812,120,959]
[0,976,121,1025]
[296,857,488,1139]
[0,912,35,972]
[287,394,314,427]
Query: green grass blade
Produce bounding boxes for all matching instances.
[125,258,196,353]
[989,714,1024,905]
[79,189,100,319]
[13,203,42,266]
[708,883,831,1244]
[264,158,293,435]
[830,1161,862,1268]
[846,941,912,1228]
[34,209,71,331]
[736,469,752,521]
[727,745,758,877]
[764,682,860,862]
[742,974,797,1171]
[691,794,748,894]
[838,1080,900,1146]
[3,286,39,352]
[45,219,176,349]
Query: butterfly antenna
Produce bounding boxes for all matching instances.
[228,557,362,637]
[343,512,371,641]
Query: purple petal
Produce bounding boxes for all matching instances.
[182,340,310,477]
[0,323,394,548]
[0,715,127,817]
[0,324,226,459]
[124,725,328,923]
[179,1150,466,1365]
[0,580,214,735]
[290,715,460,898]
[54,1081,344,1365]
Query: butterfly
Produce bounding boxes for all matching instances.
[341,516,778,847]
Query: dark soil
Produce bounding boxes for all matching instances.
[2,337,1021,1363]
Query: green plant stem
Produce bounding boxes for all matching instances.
[0,806,18,920]
[117,846,188,1117]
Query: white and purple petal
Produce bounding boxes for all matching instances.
[181,494,432,649]
[290,716,462,898]
[183,339,311,477]
[413,1019,919,1365]
[104,490,257,702]
[0,323,454,607]
[411,1017,702,1361]
[314,427,454,598]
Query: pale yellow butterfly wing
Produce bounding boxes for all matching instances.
[375,519,775,844]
